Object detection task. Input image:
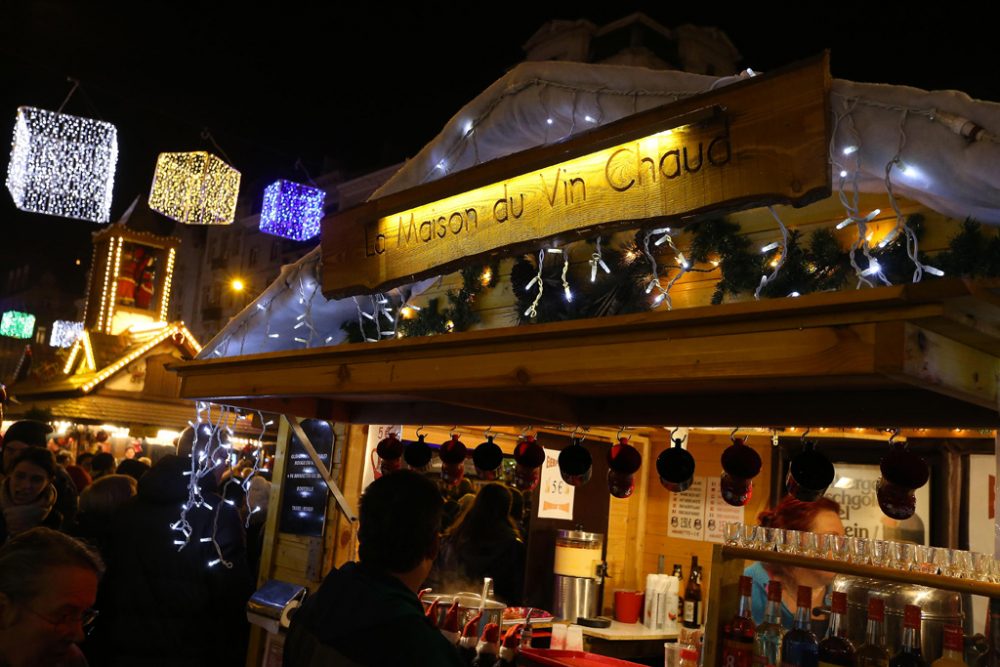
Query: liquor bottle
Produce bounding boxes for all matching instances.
[818,591,856,667]
[722,575,756,667]
[674,563,685,624]
[470,622,500,667]
[781,585,819,667]
[458,611,484,664]
[890,605,926,667]
[976,598,1000,667]
[856,597,890,667]
[440,598,461,645]
[683,556,702,628]
[932,625,967,667]
[754,581,785,667]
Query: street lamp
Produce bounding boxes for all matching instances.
[230,278,245,293]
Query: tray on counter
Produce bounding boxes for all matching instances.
[520,648,649,666]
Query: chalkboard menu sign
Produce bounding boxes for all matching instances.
[279,419,334,536]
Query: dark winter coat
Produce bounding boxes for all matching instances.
[431,528,526,606]
[86,455,253,667]
[284,561,464,667]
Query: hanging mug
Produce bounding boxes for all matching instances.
[438,434,468,486]
[720,437,762,507]
[473,435,504,481]
[607,438,642,499]
[785,439,835,502]
[558,437,593,487]
[877,442,929,520]
[513,434,545,491]
[656,437,696,493]
[374,431,404,477]
[404,433,433,473]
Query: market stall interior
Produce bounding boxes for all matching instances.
[165,54,1000,666]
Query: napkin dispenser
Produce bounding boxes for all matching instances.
[246,579,308,634]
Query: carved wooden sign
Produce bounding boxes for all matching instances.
[321,54,831,299]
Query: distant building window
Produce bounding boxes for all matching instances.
[248,247,258,268]
[35,326,46,345]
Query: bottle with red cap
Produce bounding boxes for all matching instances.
[780,585,819,667]
[890,605,926,667]
[440,598,462,645]
[931,625,967,667]
[470,622,501,667]
[856,596,890,667]
[753,580,785,667]
[680,647,701,667]
[818,591,855,667]
[722,575,756,667]
[495,623,524,667]
[458,611,484,664]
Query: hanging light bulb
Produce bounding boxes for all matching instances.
[512,432,545,492]
[438,432,468,487]
[719,434,762,507]
[785,433,835,502]
[472,432,504,481]
[655,433,696,493]
[373,431,404,477]
[558,433,593,487]
[607,436,642,499]
[403,432,433,473]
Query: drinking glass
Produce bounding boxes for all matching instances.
[763,526,780,551]
[891,542,916,571]
[914,545,936,574]
[990,558,1000,584]
[869,539,889,567]
[952,550,974,578]
[799,531,820,558]
[933,546,953,576]
[817,533,836,559]
[744,525,763,550]
[973,552,994,582]
[850,536,869,565]
[723,521,743,545]
[830,534,851,562]
[781,529,802,554]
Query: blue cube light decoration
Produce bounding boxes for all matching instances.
[1,311,35,339]
[6,107,118,223]
[50,320,84,348]
[259,179,326,241]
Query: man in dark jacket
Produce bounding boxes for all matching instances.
[1,420,79,528]
[91,446,252,666]
[284,470,464,667]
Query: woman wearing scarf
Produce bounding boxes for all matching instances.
[0,447,62,544]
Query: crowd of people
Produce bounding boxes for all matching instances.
[0,419,271,667]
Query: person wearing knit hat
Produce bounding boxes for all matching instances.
[1,420,78,529]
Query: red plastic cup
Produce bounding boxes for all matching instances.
[613,590,644,624]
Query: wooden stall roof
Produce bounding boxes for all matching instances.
[169,279,1000,428]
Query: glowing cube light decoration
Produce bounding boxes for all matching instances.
[259,179,326,241]
[1,311,35,339]
[50,320,84,348]
[148,151,241,225]
[5,107,118,223]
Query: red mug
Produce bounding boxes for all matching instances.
[613,590,644,624]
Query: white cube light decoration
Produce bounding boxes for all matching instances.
[50,320,84,348]
[5,107,118,223]
[148,151,241,225]
[259,179,326,241]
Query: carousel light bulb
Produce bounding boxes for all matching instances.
[0,310,35,339]
[5,107,118,223]
[50,320,83,348]
[148,151,241,225]
[259,179,325,241]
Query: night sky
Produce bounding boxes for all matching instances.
[2,2,996,283]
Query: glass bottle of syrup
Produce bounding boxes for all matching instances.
[781,585,819,667]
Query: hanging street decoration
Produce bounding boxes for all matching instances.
[50,320,84,348]
[148,151,241,225]
[5,107,118,223]
[0,310,35,339]
[259,179,326,241]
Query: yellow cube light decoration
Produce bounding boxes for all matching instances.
[6,107,118,223]
[148,151,240,225]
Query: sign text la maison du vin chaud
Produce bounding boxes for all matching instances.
[321,54,831,299]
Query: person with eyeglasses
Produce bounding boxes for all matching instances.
[0,526,103,667]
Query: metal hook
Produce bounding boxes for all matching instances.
[617,426,630,442]
[887,427,900,446]
[415,425,426,438]
[450,426,459,438]
[571,426,587,444]
[730,426,740,442]
[520,425,532,437]
[801,428,812,442]
[484,426,494,440]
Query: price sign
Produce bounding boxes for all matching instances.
[537,447,575,520]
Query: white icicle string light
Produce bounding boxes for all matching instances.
[883,109,944,282]
[559,250,573,302]
[589,236,611,283]
[642,231,671,309]
[524,250,546,319]
[754,207,791,300]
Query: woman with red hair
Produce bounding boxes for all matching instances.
[745,495,844,629]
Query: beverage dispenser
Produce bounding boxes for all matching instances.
[552,529,606,622]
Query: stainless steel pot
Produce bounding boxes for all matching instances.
[832,574,964,659]
[422,592,506,635]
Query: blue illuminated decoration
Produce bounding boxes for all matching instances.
[259,179,325,241]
